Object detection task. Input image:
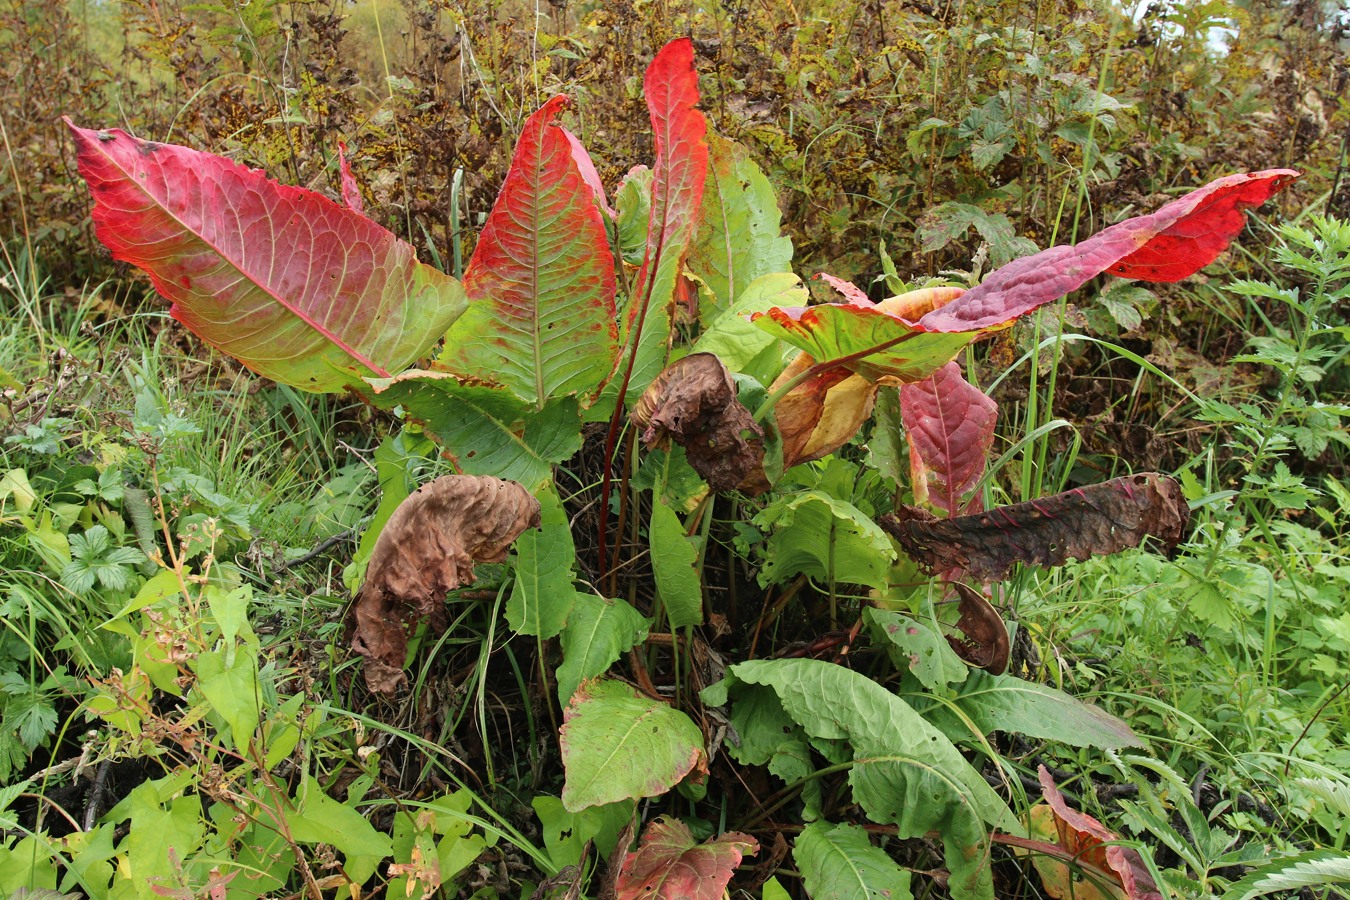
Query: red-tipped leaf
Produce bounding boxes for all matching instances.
[814,272,873,306]
[67,120,464,392]
[612,38,710,397]
[901,362,997,515]
[919,169,1299,333]
[439,95,618,406]
[562,126,616,218]
[336,141,364,214]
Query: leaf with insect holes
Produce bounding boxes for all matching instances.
[687,131,793,313]
[439,95,618,407]
[880,473,1191,583]
[610,38,709,400]
[66,120,465,393]
[752,171,1297,383]
[614,817,757,900]
[560,678,706,812]
[901,362,997,515]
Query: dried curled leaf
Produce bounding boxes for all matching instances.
[1034,766,1164,900]
[947,582,1010,675]
[768,354,874,472]
[349,476,540,693]
[880,473,1189,583]
[633,353,766,492]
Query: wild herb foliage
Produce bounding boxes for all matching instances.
[3,8,1350,900]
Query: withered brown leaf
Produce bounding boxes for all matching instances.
[633,352,767,492]
[880,473,1189,583]
[348,475,540,693]
[947,582,1010,675]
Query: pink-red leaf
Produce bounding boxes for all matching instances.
[439,95,618,406]
[919,169,1299,333]
[900,362,997,515]
[614,817,758,900]
[336,141,364,214]
[67,120,464,393]
[562,126,616,218]
[613,37,710,397]
[1037,766,1164,900]
[814,272,872,306]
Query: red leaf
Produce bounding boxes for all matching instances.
[336,141,364,214]
[615,37,710,394]
[900,362,997,515]
[67,120,464,393]
[615,817,758,900]
[1037,766,1163,900]
[919,169,1299,333]
[439,95,618,405]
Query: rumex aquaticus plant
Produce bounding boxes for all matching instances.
[67,37,1303,899]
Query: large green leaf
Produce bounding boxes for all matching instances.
[367,370,581,490]
[556,594,650,704]
[752,491,895,590]
[691,271,803,376]
[687,131,793,312]
[506,488,578,639]
[649,499,703,628]
[724,658,1019,900]
[933,670,1144,751]
[67,121,464,393]
[795,821,913,899]
[560,678,705,812]
[438,95,618,407]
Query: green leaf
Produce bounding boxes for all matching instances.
[615,166,652,265]
[691,271,802,377]
[194,646,261,749]
[687,131,793,313]
[286,775,394,884]
[935,670,1143,749]
[560,678,706,812]
[866,608,969,690]
[753,491,895,590]
[557,593,650,704]
[507,488,578,639]
[368,371,582,490]
[649,500,703,628]
[1221,850,1350,900]
[795,821,913,899]
[534,795,635,868]
[725,658,1018,900]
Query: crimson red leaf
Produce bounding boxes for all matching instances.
[900,362,997,515]
[880,473,1190,582]
[919,169,1299,333]
[336,141,364,214]
[439,95,618,406]
[613,37,710,397]
[67,120,464,392]
[614,817,757,900]
[1037,766,1164,900]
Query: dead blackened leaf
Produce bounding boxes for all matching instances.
[880,474,1189,583]
[947,582,1010,675]
[633,353,767,492]
[1032,766,1164,900]
[349,475,540,693]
